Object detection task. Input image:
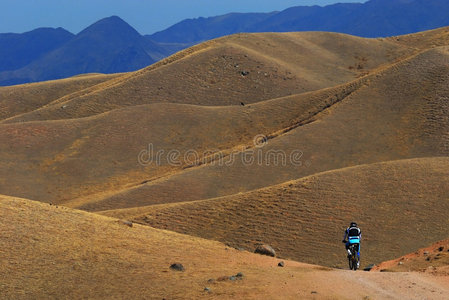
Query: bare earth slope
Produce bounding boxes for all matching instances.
[372,239,449,275]
[1,195,448,299]
[100,158,449,269]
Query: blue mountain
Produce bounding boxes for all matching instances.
[150,0,449,43]
[0,17,174,86]
[0,27,73,72]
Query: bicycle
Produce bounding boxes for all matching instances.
[347,243,359,271]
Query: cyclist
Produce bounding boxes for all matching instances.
[342,222,362,267]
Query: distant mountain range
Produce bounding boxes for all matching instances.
[1,0,449,86]
[149,0,449,43]
[0,17,184,86]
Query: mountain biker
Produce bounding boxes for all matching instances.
[342,222,362,267]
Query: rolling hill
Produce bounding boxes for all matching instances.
[1,195,448,299]
[0,30,421,204]
[99,158,449,269]
[1,31,412,123]
[0,73,120,121]
[61,34,449,211]
[1,24,449,298]
[0,79,371,203]
[0,27,448,208]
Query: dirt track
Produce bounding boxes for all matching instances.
[263,268,449,300]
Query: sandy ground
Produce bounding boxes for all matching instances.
[263,268,449,300]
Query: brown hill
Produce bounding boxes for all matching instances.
[0,78,366,203]
[388,25,449,50]
[1,31,411,123]
[1,195,448,299]
[100,158,449,269]
[73,45,449,211]
[1,29,448,207]
[0,73,119,121]
[2,27,449,298]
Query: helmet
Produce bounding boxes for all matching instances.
[350,222,357,228]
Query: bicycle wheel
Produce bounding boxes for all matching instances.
[353,255,358,271]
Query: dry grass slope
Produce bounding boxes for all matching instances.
[0,78,366,203]
[2,32,411,123]
[100,158,449,269]
[0,73,119,121]
[1,29,448,208]
[78,45,449,211]
[388,26,449,50]
[1,195,448,299]
[2,25,449,300]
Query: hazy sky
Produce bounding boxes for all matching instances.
[0,0,366,35]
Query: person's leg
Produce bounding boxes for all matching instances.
[357,244,361,266]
